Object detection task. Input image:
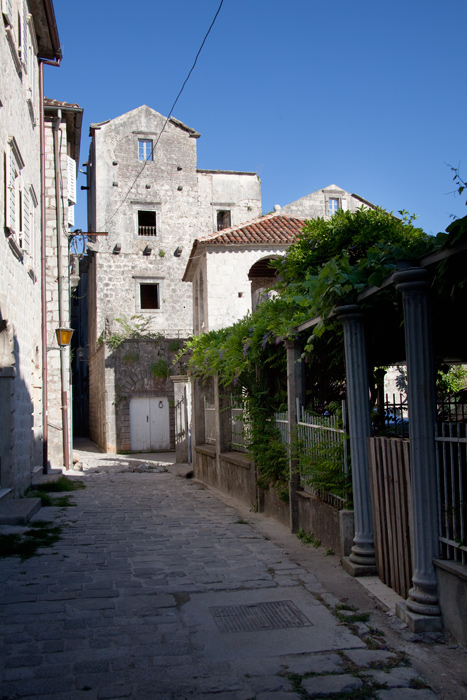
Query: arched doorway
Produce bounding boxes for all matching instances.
[248,257,280,310]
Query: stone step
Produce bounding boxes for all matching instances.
[0,497,41,525]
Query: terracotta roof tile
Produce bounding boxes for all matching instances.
[44,97,82,109]
[197,213,305,246]
[182,213,306,282]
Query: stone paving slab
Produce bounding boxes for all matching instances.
[0,447,442,700]
[302,673,364,696]
[182,586,364,662]
[376,690,439,700]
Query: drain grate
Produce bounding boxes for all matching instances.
[209,600,312,633]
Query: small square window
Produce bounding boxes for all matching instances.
[138,139,153,161]
[328,198,339,216]
[217,210,231,231]
[140,283,160,310]
[138,210,156,236]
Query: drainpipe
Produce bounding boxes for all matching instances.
[39,58,61,474]
[52,110,70,470]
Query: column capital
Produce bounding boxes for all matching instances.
[335,304,362,320]
[285,338,298,350]
[394,267,430,293]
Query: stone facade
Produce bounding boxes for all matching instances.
[279,184,373,219]
[183,186,375,336]
[0,0,61,495]
[85,105,261,452]
[43,101,83,468]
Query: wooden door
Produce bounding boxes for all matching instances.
[130,397,170,451]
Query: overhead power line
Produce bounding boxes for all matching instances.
[106,0,225,227]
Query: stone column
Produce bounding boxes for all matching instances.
[286,339,305,533]
[394,268,442,632]
[216,376,232,456]
[337,305,376,575]
[192,376,207,448]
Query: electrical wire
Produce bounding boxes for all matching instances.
[106,0,225,227]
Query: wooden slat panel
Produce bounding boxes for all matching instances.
[367,437,412,598]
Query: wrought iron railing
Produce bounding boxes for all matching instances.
[138,226,157,237]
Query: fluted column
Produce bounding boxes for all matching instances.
[394,268,442,631]
[337,305,376,575]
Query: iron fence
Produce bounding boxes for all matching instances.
[295,401,348,509]
[231,396,247,452]
[204,397,216,445]
[273,401,349,509]
[436,421,467,565]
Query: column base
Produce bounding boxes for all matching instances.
[396,600,443,633]
[342,555,377,577]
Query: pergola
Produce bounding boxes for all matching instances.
[287,216,467,633]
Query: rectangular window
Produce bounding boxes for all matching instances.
[138,210,156,236]
[217,210,231,231]
[328,198,339,216]
[138,139,153,161]
[6,138,24,233]
[140,283,160,310]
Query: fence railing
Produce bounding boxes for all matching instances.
[204,398,216,445]
[436,421,467,565]
[274,410,289,446]
[230,396,248,452]
[296,401,348,509]
[272,401,349,509]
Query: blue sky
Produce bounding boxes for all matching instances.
[45,0,467,236]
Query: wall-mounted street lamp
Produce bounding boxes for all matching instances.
[55,327,74,346]
[55,327,74,471]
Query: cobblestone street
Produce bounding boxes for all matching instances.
[0,442,465,700]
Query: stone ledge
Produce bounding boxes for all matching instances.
[194,444,216,457]
[220,451,252,469]
[434,558,467,583]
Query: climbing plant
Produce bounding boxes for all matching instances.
[106,315,162,350]
[181,206,457,492]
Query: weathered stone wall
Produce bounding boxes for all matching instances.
[89,106,200,343]
[197,170,262,233]
[0,2,43,494]
[87,106,262,347]
[86,106,262,445]
[90,338,185,453]
[88,342,106,450]
[279,185,370,219]
[44,116,73,468]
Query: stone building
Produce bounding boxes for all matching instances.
[0,0,62,496]
[279,184,373,219]
[83,105,262,453]
[43,98,83,469]
[183,213,307,334]
[183,185,375,335]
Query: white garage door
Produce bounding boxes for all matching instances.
[130,397,170,451]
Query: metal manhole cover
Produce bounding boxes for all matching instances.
[209,600,312,633]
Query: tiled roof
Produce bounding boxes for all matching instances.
[197,213,306,246]
[182,214,305,282]
[44,98,82,109]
